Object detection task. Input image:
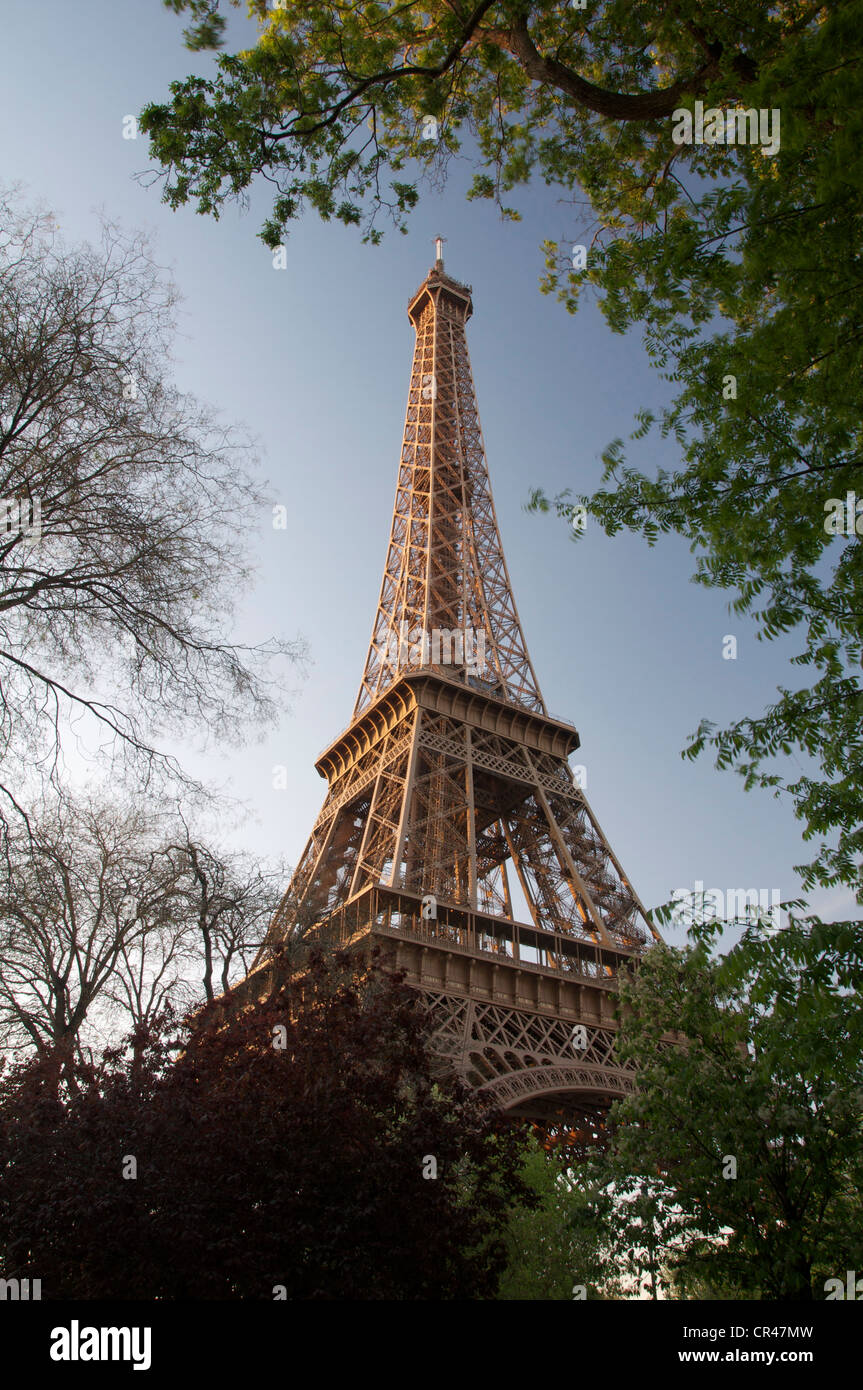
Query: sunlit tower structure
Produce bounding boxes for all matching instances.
[240,245,662,1134]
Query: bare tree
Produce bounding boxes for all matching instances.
[0,793,291,1084]
[0,796,181,1087]
[0,184,303,828]
[107,904,194,1048]
[162,829,285,1001]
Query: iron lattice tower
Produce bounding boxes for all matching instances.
[243,250,662,1135]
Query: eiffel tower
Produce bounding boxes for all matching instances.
[242,243,662,1134]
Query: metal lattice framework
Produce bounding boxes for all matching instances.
[243,250,662,1129]
[354,261,543,716]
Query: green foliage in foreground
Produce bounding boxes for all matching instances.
[500,918,863,1300]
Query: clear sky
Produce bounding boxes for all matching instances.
[2,0,850,943]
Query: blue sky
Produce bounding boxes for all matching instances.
[2,0,849,941]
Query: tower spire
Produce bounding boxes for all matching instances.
[353,257,544,717]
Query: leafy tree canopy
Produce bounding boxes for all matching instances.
[146,1,816,248]
[608,915,863,1300]
[0,949,531,1299]
[500,912,863,1301]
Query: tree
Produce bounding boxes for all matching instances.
[571,1166,703,1300]
[498,1139,611,1300]
[499,911,863,1302]
[0,794,287,1085]
[0,186,302,825]
[498,1137,721,1300]
[0,796,182,1085]
[0,949,531,1299]
[141,2,863,903]
[144,1,796,246]
[159,827,285,1001]
[607,916,863,1300]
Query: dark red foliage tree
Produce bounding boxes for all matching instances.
[0,949,530,1300]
